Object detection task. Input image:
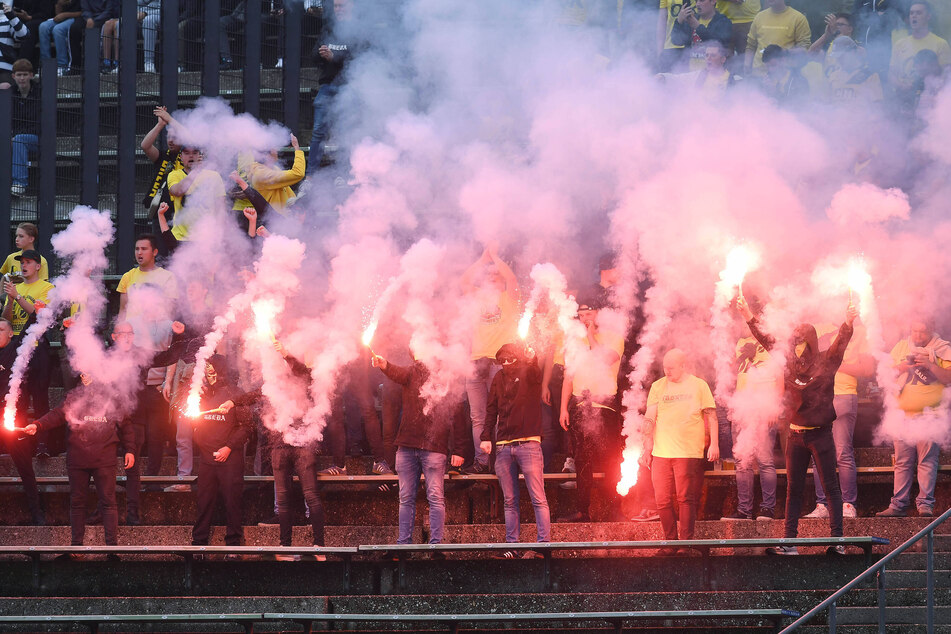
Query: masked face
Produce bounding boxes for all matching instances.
[204,363,218,386]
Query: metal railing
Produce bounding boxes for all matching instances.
[781,506,951,633]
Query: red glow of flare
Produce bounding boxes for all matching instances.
[2,407,15,431]
[184,393,201,419]
[362,322,377,348]
[616,446,642,496]
[517,309,533,340]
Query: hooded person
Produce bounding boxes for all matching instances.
[370,349,467,551]
[190,354,252,549]
[738,297,857,555]
[480,342,550,558]
[23,374,136,554]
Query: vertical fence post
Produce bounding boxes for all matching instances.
[115,0,137,272]
[876,568,886,634]
[160,0,178,112]
[828,601,836,634]
[243,0,262,117]
[927,531,934,633]
[37,58,57,255]
[80,26,101,208]
[0,88,11,255]
[282,0,302,136]
[203,0,221,98]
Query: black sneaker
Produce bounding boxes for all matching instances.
[492,549,519,559]
[461,463,489,475]
[721,511,752,521]
[257,515,280,526]
[756,508,775,521]
[125,513,141,526]
[105,553,121,562]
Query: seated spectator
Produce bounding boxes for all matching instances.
[166,147,227,241]
[137,0,159,73]
[911,48,948,117]
[219,0,285,70]
[758,44,809,104]
[670,0,732,72]
[79,0,118,73]
[807,13,860,64]
[824,36,883,106]
[12,0,54,66]
[1,222,50,280]
[23,372,136,555]
[0,2,28,86]
[8,59,40,198]
[657,39,736,94]
[38,0,80,76]
[744,0,811,76]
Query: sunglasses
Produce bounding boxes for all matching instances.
[499,357,518,365]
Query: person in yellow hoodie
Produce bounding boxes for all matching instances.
[232,133,305,233]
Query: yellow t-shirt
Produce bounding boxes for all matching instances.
[3,279,54,334]
[734,335,778,392]
[0,251,50,281]
[117,267,178,319]
[232,150,306,215]
[816,323,867,396]
[660,0,688,50]
[570,329,625,399]
[167,168,227,241]
[825,67,883,105]
[470,289,519,360]
[648,374,715,459]
[746,7,812,71]
[891,338,950,414]
[890,32,951,86]
[716,0,761,24]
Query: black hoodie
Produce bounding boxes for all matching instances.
[482,353,543,443]
[35,384,136,470]
[193,355,251,464]
[747,318,853,429]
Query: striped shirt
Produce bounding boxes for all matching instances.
[0,11,27,72]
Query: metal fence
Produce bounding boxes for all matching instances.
[0,0,312,274]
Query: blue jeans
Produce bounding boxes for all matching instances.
[12,134,38,188]
[396,446,447,544]
[465,357,499,468]
[814,394,857,505]
[889,437,939,512]
[494,441,550,543]
[733,424,777,515]
[307,83,339,174]
[39,18,75,69]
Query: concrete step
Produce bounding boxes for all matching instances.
[829,605,951,625]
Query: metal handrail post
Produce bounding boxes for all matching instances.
[876,568,886,634]
[828,602,835,634]
[927,530,934,633]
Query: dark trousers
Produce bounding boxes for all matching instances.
[68,466,117,545]
[569,398,622,519]
[651,457,703,540]
[24,344,54,451]
[325,361,385,466]
[785,426,842,538]
[17,17,45,64]
[139,386,169,476]
[633,461,657,512]
[1,431,40,517]
[124,424,146,518]
[540,363,565,471]
[192,454,245,546]
[272,445,325,546]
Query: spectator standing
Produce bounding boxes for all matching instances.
[644,349,718,553]
[371,351,466,550]
[1,222,49,280]
[854,0,906,80]
[480,343,551,559]
[12,0,54,66]
[232,134,305,232]
[460,244,519,474]
[889,2,950,97]
[877,319,951,518]
[166,147,227,242]
[140,106,183,252]
[716,0,761,61]
[670,0,733,71]
[557,293,625,523]
[823,36,884,105]
[190,355,251,550]
[307,0,353,175]
[0,317,44,524]
[8,60,40,198]
[23,373,136,554]
[657,0,691,72]
[37,0,80,75]
[0,2,27,85]
[137,0,159,73]
[739,298,856,556]
[744,0,811,75]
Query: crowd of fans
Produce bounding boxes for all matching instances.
[0,0,948,558]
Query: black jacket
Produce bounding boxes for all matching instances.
[192,356,251,464]
[747,319,853,429]
[482,358,543,443]
[670,11,733,49]
[381,360,467,456]
[35,384,136,469]
[11,79,40,136]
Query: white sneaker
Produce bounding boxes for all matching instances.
[10,184,26,196]
[843,503,857,518]
[804,504,829,519]
[562,457,576,473]
[56,67,68,77]
[766,545,798,556]
[144,62,156,73]
[275,57,283,68]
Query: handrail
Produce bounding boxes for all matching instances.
[780,506,951,632]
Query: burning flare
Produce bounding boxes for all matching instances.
[2,406,15,431]
[847,256,871,308]
[517,308,533,340]
[253,299,280,342]
[719,244,761,300]
[616,446,642,496]
[184,392,201,419]
[362,321,377,348]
